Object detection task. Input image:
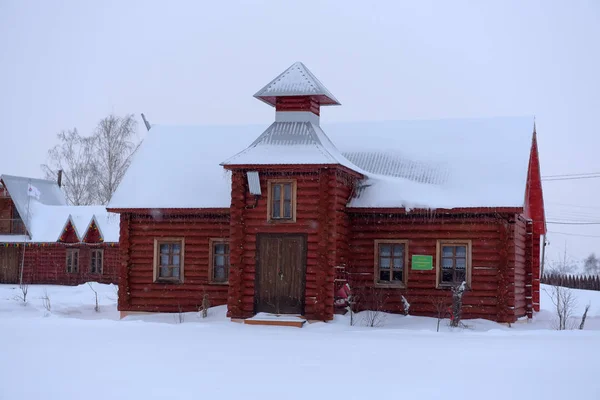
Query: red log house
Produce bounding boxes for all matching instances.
[109,62,545,323]
[0,175,119,285]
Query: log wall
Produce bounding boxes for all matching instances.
[118,212,230,313]
[15,243,119,285]
[347,212,525,322]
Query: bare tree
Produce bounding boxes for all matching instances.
[92,114,138,204]
[544,285,577,330]
[583,253,600,275]
[547,245,578,275]
[42,129,97,205]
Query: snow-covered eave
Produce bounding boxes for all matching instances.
[220,163,364,178]
[346,206,524,214]
[106,207,231,215]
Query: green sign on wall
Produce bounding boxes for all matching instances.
[412,255,433,270]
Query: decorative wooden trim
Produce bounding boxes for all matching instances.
[222,164,364,179]
[153,237,185,284]
[89,248,104,274]
[435,239,472,289]
[208,238,230,285]
[266,179,297,223]
[373,239,409,288]
[65,248,79,273]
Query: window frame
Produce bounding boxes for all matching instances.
[153,238,185,284]
[267,179,297,223]
[66,248,79,273]
[90,248,104,275]
[208,238,230,285]
[373,239,409,288]
[435,240,472,288]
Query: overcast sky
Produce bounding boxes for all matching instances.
[1,0,599,263]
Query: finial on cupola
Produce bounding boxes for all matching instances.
[253,62,340,117]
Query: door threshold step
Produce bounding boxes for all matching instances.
[244,313,306,328]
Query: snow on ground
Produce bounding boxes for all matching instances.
[1,283,600,400]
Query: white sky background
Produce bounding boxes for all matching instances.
[0,0,598,264]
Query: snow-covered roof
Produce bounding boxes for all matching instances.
[254,62,340,106]
[326,117,534,209]
[27,203,120,243]
[109,116,534,211]
[1,175,67,234]
[0,175,119,243]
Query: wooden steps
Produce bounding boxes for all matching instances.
[243,313,306,328]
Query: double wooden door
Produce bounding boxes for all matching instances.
[0,247,20,283]
[255,234,306,315]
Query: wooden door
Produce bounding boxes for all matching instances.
[0,247,20,283]
[255,234,306,315]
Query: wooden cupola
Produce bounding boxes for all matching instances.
[253,62,340,116]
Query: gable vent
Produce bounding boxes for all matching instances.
[246,171,261,195]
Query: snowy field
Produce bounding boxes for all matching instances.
[1,283,600,400]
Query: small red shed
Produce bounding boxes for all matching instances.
[109,62,544,323]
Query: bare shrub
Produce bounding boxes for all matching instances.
[87,282,100,312]
[579,303,591,330]
[361,287,387,328]
[14,284,29,304]
[401,295,410,316]
[199,293,210,318]
[450,282,466,328]
[41,289,51,312]
[544,285,577,330]
[175,304,185,324]
[430,296,450,332]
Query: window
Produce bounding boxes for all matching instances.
[374,240,408,287]
[153,238,185,283]
[66,249,79,273]
[90,249,103,274]
[267,180,296,222]
[437,240,472,287]
[209,239,230,284]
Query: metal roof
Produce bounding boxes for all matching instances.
[221,121,360,171]
[246,171,262,195]
[254,62,340,106]
[343,151,450,185]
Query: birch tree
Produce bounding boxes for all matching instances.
[42,129,97,205]
[92,114,138,204]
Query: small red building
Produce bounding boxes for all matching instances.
[109,62,545,323]
[0,175,119,285]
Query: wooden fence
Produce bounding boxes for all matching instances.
[541,273,600,291]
